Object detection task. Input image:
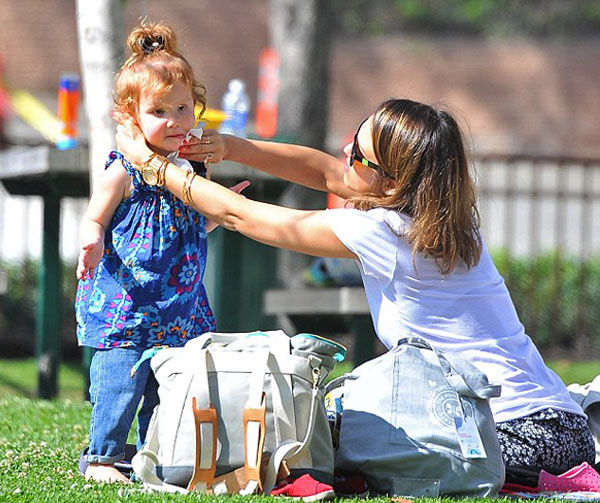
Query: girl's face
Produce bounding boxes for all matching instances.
[137,81,196,156]
[342,116,381,193]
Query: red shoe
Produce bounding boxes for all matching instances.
[271,474,335,501]
[539,462,600,493]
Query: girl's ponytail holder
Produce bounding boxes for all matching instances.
[140,35,165,54]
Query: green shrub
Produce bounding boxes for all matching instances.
[0,259,77,354]
[492,250,600,354]
[1,254,599,357]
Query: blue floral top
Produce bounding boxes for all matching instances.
[75,151,216,349]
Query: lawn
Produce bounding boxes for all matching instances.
[0,357,597,502]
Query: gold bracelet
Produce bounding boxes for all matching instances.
[186,172,197,206]
[182,169,196,206]
[157,158,167,187]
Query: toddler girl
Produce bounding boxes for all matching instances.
[75,21,217,483]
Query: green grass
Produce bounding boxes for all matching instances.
[0,357,596,502]
[0,394,513,503]
[545,359,600,386]
[0,359,86,401]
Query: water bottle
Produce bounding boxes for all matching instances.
[219,79,251,137]
[56,73,80,149]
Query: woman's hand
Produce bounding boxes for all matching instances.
[179,129,229,164]
[116,120,153,167]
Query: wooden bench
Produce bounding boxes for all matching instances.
[263,287,377,364]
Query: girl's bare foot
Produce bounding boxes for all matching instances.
[85,463,132,484]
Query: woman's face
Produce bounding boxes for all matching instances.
[342,116,382,193]
[137,81,196,156]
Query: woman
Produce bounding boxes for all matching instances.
[117,98,595,474]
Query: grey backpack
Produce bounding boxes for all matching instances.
[332,337,505,497]
[132,330,344,494]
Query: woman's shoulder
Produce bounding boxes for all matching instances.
[334,207,411,234]
[326,208,411,251]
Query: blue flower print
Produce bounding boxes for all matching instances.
[88,288,106,314]
[164,316,194,345]
[161,245,204,304]
[75,152,215,350]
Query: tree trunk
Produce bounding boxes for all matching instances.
[76,0,125,191]
[269,0,333,286]
[269,0,332,150]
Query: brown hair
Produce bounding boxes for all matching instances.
[114,20,206,121]
[351,99,481,274]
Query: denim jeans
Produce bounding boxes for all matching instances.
[86,346,158,464]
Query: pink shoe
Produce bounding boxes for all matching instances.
[539,462,600,493]
[271,474,335,501]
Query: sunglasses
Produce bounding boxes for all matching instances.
[350,118,392,179]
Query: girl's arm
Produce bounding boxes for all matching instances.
[180,132,357,199]
[76,162,130,280]
[117,124,356,259]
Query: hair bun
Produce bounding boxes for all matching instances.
[127,21,177,57]
[139,35,165,54]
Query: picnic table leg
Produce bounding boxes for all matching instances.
[348,315,376,365]
[36,193,61,399]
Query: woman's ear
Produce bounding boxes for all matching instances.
[383,177,397,195]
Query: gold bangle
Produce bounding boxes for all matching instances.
[157,159,167,187]
[182,169,196,206]
[186,172,197,206]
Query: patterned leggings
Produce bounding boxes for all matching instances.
[496,408,596,473]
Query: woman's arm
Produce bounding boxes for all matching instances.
[180,132,357,199]
[76,162,129,280]
[117,123,356,259]
[170,162,356,258]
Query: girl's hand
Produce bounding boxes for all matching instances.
[205,179,251,232]
[116,120,153,167]
[179,129,229,164]
[76,240,104,280]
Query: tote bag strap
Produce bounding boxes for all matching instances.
[186,349,219,493]
[398,337,500,400]
[191,330,291,357]
[262,356,324,495]
[131,406,189,493]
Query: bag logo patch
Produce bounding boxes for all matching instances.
[427,388,474,430]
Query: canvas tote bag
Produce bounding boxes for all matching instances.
[333,336,505,497]
[132,330,345,494]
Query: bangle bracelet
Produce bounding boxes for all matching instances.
[157,159,167,187]
[182,169,196,206]
[186,172,197,206]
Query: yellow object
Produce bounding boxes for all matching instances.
[196,106,228,131]
[8,87,63,143]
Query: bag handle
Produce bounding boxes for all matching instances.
[262,357,324,495]
[240,348,270,495]
[397,337,500,400]
[192,331,291,357]
[131,410,189,493]
[185,349,218,492]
